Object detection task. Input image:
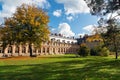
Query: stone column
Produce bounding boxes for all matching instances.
[19,44,22,56]
[12,45,16,55]
[4,46,8,54]
[50,47,53,54]
[65,48,66,54]
[40,47,43,55]
[36,49,38,55]
[45,47,47,55]
[3,46,8,57]
[55,48,58,54]
[59,48,61,54]
[24,44,28,56]
[25,44,29,54]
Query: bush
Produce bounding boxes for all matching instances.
[90,46,110,57]
[90,48,98,56]
[78,45,90,57]
[90,45,102,56]
[99,47,110,57]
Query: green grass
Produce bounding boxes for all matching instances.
[0,54,120,80]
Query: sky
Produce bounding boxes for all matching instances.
[0,0,99,37]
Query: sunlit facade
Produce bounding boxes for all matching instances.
[0,34,79,57]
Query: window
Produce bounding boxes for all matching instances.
[53,48,55,53]
[8,46,12,53]
[47,48,49,53]
[43,47,45,53]
[0,47,3,53]
[38,48,41,53]
[22,46,26,53]
[58,48,60,53]
[15,46,19,53]
[33,48,36,53]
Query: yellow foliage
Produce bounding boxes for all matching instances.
[86,34,103,42]
[3,4,50,46]
[80,43,87,47]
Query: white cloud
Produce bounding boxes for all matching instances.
[53,10,62,17]
[83,25,97,34]
[83,24,108,35]
[51,28,58,33]
[55,0,90,16]
[83,25,95,32]
[33,0,50,9]
[51,23,75,37]
[66,16,73,21]
[58,23,75,37]
[107,11,120,20]
[0,0,50,24]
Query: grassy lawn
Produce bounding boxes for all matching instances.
[0,54,120,80]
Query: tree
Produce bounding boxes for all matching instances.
[102,19,120,58]
[0,27,13,53]
[1,4,50,57]
[84,0,120,15]
[78,43,90,57]
[85,0,120,59]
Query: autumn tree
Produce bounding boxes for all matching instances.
[85,0,120,59]
[1,4,50,57]
[0,27,12,53]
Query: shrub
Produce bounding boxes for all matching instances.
[90,45,102,56]
[99,47,110,57]
[90,46,110,57]
[90,48,98,56]
[78,45,90,57]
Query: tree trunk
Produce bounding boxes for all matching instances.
[114,43,118,59]
[113,33,118,59]
[115,50,118,59]
[29,43,33,57]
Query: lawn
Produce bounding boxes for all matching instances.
[0,54,120,80]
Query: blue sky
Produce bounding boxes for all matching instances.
[0,0,99,37]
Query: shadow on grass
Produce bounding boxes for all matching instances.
[0,57,120,80]
[37,54,77,59]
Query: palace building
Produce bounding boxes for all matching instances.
[0,33,80,57]
[0,33,103,57]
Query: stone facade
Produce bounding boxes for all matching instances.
[0,35,80,57]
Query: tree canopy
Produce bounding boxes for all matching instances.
[85,0,120,59]
[0,4,50,56]
[85,0,120,16]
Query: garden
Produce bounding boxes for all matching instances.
[0,54,120,80]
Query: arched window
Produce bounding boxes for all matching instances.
[53,48,55,53]
[43,47,45,53]
[61,48,63,53]
[47,48,49,53]
[8,46,12,53]
[64,48,66,53]
[58,48,60,53]
[22,46,26,53]
[0,47,3,53]
[38,48,41,53]
[15,46,19,53]
[33,48,36,53]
